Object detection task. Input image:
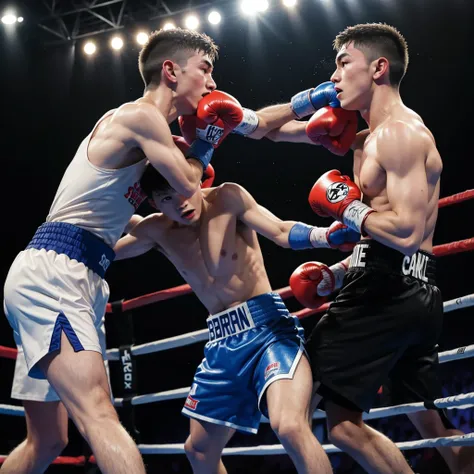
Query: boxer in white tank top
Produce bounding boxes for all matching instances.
[2,28,219,474]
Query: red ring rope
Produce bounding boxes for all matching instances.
[0,455,96,466]
[433,238,474,257]
[438,189,474,208]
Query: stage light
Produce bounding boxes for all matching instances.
[17,16,24,23]
[184,14,199,30]
[84,41,97,55]
[136,32,148,45]
[257,0,269,12]
[241,0,254,14]
[282,0,297,7]
[208,11,221,25]
[1,14,17,25]
[111,36,124,50]
[241,0,269,15]
[163,22,175,31]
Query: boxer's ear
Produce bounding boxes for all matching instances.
[163,60,178,83]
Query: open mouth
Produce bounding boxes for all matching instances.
[181,209,195,220]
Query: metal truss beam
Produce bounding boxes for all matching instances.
[33,0,229,44]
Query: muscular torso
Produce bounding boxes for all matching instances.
[353,105,442,252]
[151,189,272,315]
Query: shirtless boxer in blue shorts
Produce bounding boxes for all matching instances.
[113,140,359,473]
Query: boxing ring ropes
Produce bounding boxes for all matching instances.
[1,189,474,467]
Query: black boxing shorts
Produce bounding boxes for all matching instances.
[306,239,444,413]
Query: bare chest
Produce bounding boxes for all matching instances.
[356,138,386,199]
[159,214,248,284]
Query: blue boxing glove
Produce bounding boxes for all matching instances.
[291,81,340,119]
[288,221,359,251]
[326,221,360,251]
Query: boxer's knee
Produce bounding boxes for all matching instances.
[270,412,307,446]
[328,419,365,450]
[326,401,367,450]
[71,385,118,439]
[26,431,68,461]
[184,435,198,461]
[37,436,68,459]
[184,435,213,465]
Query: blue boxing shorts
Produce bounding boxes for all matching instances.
[182,292,305,434]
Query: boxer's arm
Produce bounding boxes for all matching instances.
[249,103,295,140]
[124,104,203,198]
[363,124,430,256]
[124,214,144,234]
[239,103,297,140]
[114,215,163,260]
[220,183,325,248]
[264,120,317,144]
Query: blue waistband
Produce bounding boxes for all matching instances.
[26,222,115,279]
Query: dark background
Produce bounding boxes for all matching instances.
[1,0,473,472]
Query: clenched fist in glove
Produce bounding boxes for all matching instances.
[291,81,340,119]
[289,260,348,309]
[305,107,358,156]
[308,170,375,234]
[179,91,243,170]
[179,90,244,145]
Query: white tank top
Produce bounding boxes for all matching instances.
[47,110,147,248]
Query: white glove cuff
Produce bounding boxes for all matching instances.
[233,108,259,136]
[309,227,331,248]
[329,261,348,290]
[342,201,374,233]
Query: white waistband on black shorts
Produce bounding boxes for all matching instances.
[348,240,436,285]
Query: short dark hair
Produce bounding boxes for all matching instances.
[140,164,173,199]
[138,28,218,88]
[333,23,409,86]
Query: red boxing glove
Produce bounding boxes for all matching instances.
[289,262,334,309]
[308,170,374,233]
[290,260,348,309]
[172,135,191,154]
[305,107,358,156]
[179,91,244,148]
[201,164,215,189]
[196,90,244,147]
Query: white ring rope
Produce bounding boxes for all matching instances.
[136,433,474,455]
[0,404,25,416]
[106,293,474,361]
[106,329,209,360]
[1,433,473,460]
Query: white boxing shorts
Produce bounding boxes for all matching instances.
[3,222,113,380]
[11,318,111,402]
